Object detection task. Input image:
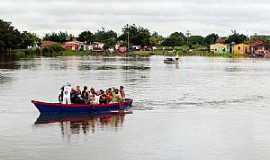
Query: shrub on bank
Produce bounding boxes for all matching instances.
[62,50,89,56]
[42,44,65,57]
[126,51,154,57]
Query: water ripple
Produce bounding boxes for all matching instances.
[134,96,265,111]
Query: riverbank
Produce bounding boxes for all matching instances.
[1,48,233,60]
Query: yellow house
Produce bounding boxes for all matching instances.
[210,43,229,54]
[232,43,250,57]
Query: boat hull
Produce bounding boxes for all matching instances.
[164,59,179,64]
[32,99,133,113]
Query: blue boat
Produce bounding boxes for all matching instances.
[32,99,133,113]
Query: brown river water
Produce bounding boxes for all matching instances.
[1,56,270,160]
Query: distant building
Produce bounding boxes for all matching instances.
[143,46,153,51]
[216,37,227,44]
[250,40,270,57]
[91,42,104,52]
[62,41,84,51]
[210,43,229,54]
[232,43,250,57]
[131,45,141,51]
[118,46,127,53]
[115,44,127,54]
[41,41,58,48]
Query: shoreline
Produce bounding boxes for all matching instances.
[0,49,247,60]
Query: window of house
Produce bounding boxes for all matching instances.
[238,46,241,50]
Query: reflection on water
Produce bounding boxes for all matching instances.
[0,59,40,70]
[100,57,151,62]
[96,65,117,70]
[34,113,128,135]
[0,61,20,69]
[78,65,151,71]
[0,75,13,85]
[121,65,151,70]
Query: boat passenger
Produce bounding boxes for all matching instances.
[93,93,100,104]
[82,86,89,103]
[106,89,113,103]
[70,85,84,104]
[90,89,100,104]
[99,90,107,104]
[75,85,82,94]
[58,86,64,102]
[112,89,122,102]
[120,86,125,100]
[87,88,96,104]
[90,88,97,95]
[62,83,72,104]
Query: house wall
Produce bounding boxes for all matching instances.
[232,43,250,56]
[63,41,84,51]
[210,43,229,54]
[251,44,270,57]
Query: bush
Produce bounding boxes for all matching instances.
[42,44,65,57]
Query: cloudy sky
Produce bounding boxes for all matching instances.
[1,0,270,37]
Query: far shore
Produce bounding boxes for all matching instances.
[0,49,241,60]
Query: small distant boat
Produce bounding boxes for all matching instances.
[163,57,179,64]
[32,99,133,114]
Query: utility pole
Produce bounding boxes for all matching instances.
[186,30,191,52]
[127,24,130,52]
[186,30,191,44]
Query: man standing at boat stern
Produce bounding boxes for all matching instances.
[62,83,72,104]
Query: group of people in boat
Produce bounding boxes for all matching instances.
[58,83,125,105]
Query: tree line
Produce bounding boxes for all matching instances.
[0,19,41,53]
[0,19,266,54]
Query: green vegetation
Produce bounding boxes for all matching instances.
[0,19,40,54]
[161,32,187,46]
[204,33,219,46]
[43,32,73,43]
[250,35,270,42]
[118,24,152,46]
[225,30,248,44]
[94,28,118,49]
[152,46,230,57]
[77,31,94,44]
[0,18,264,59]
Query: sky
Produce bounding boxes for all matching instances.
[1,0,270,37]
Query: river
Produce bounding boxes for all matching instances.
[1,56,270,160]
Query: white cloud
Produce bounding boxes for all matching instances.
[1,0,270,37]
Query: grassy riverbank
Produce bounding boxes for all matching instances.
[127,50,231,58]
[2,48,232,60]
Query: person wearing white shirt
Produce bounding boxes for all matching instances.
[62,83,72,104]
